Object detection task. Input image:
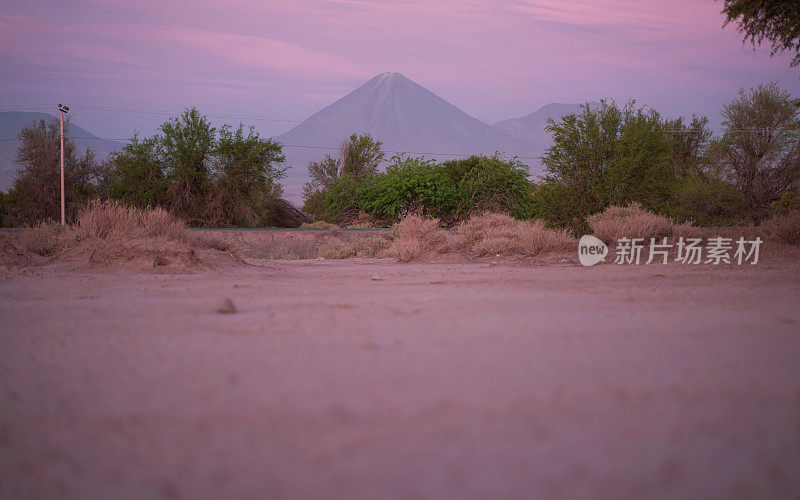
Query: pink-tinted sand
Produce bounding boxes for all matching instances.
[1,256,799,498]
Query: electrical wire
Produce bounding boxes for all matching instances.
[4,102,787,133]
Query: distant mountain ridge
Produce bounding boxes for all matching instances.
[0,111,122,191]
[492,102,600,147]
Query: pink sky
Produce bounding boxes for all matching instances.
[1,0,797,138]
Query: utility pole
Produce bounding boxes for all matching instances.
[58,103,69,225]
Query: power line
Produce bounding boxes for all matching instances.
[0,136,547,160]
[6,102,784,133]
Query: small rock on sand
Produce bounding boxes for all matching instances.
[217,298,236,314]
[371,274,381,281]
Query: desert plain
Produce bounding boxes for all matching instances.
[1,237,799,499]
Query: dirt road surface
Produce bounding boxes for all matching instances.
[2,258,799,498]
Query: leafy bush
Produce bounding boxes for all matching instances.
[354,154,535,225]
[667,175,750,226]
[528,180,588,234]
[440,155,535,220]
[324,175,364,224]
[358,156,458,220]
[106,134,166,209]
[773,188,800,216]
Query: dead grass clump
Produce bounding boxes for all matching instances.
[75,200,187,241]
[1,233,40,268]
[256,233,318,259]
[452,212,574,256]
[761,215,800,244]
[671,221,702,240]
[15,201,235,270]
[318,238,357,259]
[301,221,338,229]
[185,232,230,251]
[346,211,383,228]
[84,237,202,271]
[354,234,391,257]
[19,221,73,256]
[588,203,674,244]
[386,215,445,262]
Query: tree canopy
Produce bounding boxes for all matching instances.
[721,0,800,67]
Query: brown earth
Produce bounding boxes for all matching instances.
[1,250,799,498]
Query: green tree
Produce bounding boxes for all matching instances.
[6,118,99,225]
[713,82,800,218]
[106,108,287,227]
[664,116,713,177]
[106,134,166,209]
[210,124,286,226]
[160,108,216,223]
[721,0,800,67]
[667,175,750,226]
[302,155,339,220]
[773,187,800,215]
[302,133,384,221]
[536,100,673,229]
[339,133,385,179]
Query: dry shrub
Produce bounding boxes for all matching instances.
[301,221,338,229]
[452,212,574,256]
[15,201,233,270]
[387,215,445,262]
[389,238,423,263]
[761,215,800,244]
[85,238,202,270]
[185,232,230,251]
[257,233,318,259]
[1,233,40,268]
[75,200,186,241]
[672,221,702,240]
[588,203,674,244]
[354,234,391,257]
[75,200,230,251]
[318,238,357,259]
[346,211,382,228]
[19,221,73,256]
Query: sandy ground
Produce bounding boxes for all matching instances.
[1,254,800,499]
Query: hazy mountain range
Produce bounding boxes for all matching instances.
[1,73,598,204]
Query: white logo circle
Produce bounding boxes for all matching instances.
[578,235,608,266]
